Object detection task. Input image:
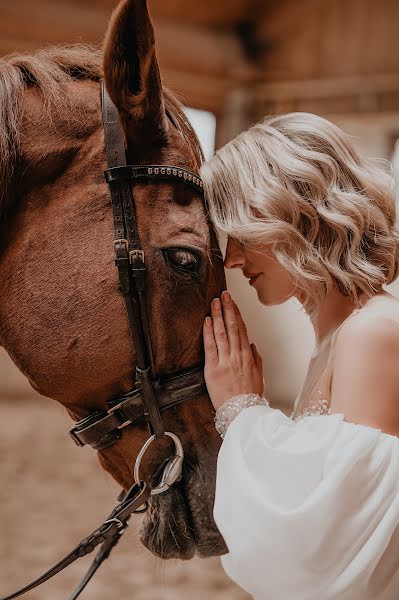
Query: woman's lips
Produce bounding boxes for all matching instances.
[249,275,260,286]
[245,273,261,286]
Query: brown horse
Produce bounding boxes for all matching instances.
[0,0,226,561]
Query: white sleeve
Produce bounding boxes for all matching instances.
[213,404,399,600]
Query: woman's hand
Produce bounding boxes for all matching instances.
[203,290,265,410]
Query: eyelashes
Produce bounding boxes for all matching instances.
[163,247,202,279]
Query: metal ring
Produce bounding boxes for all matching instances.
[134,432,184,495]
[102,517,124,532]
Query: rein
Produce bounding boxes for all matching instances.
[1,83,208,600]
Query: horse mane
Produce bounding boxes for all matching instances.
[0,44,203,223]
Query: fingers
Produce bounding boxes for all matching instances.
[211,298,229,361]
[203,317,218,368]
[251,343,263,371]
[204,293,253,364]
[203,294,266,404]
[234,304,250,345]
[234,304,253,360]
[221,291,240,354]
[251,343,265,395]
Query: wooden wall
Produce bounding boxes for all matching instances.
[250,0,399,122]
[1,0,398,123]
[0,0,254,115]
[256,0,398,81]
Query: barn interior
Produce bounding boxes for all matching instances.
[0,1,398,598]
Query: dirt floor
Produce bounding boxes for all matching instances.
[0,395,250,600]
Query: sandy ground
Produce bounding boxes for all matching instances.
[0,395,250,600]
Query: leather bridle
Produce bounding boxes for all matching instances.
[70,83,207,451]
[1,83,210,600]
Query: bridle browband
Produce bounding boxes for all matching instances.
[1,82,209,600]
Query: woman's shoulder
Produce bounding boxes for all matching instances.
[329,292,399,435]
[334,291,399,351]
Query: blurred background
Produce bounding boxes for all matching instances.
[0,0,399,598]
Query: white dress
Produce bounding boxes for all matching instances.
[213,309,399,600]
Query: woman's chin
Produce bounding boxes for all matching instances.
[256,288,291,306]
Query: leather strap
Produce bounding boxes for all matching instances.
[69,366,206,450]
[67,532,120,600]
[102,83,164,437]
[101,82,206,441]
[0,483,150,600]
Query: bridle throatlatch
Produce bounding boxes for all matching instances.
[0,82,206,600]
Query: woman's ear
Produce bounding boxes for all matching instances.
[103,0,168,146]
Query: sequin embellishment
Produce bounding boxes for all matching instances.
[291,390,332,423]
[214,393,270,439]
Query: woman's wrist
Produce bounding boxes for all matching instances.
[214,393,270,439]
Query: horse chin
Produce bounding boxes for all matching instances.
[139,467,228,560]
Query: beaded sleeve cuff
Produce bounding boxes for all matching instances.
[214,393,270,439]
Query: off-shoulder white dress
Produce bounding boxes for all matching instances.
[213,304,399,600]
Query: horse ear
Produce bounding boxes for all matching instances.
[103,0,168,145]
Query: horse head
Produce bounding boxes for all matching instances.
[0,0,226,560]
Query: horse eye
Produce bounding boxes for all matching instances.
[164,248,201,276]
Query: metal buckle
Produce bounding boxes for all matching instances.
[113,238,128,256]
[107,399,132,430]
[69,427,85,447]
[102,517,125,533]
[129,249,145,265]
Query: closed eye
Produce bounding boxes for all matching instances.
[163,247,202,278]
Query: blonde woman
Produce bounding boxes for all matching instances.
[201,112,399,600]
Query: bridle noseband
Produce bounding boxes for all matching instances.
[1,83,210,600]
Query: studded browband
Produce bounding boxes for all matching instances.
[105,164,204,192]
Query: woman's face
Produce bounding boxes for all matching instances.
[224,237,296,305]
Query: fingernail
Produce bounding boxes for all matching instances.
[222,290,231,302]
[205,317,212,326]
[213,298,221,309]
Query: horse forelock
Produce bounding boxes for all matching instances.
[0,44,203,225]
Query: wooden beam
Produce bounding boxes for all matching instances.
[148,0,256,26]
[254,0,399,82]
[82,0,257,27]
[162,69,238,115]
[156,21,253,80]
[0,0,254,113]
[0,1,108,49]
[251,73,399,118]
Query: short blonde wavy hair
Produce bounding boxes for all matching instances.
[201,112,399,317]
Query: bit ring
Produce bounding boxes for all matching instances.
[134,432,184,496]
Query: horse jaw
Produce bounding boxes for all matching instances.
[97,397,228,560]
[140,465,228,560]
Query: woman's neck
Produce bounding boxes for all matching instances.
[308,286,367,352]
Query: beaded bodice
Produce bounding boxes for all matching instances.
[290,391,332,422]
[289,334,337,423]
[289,307,364,423]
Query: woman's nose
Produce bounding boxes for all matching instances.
[224,237,245,270]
